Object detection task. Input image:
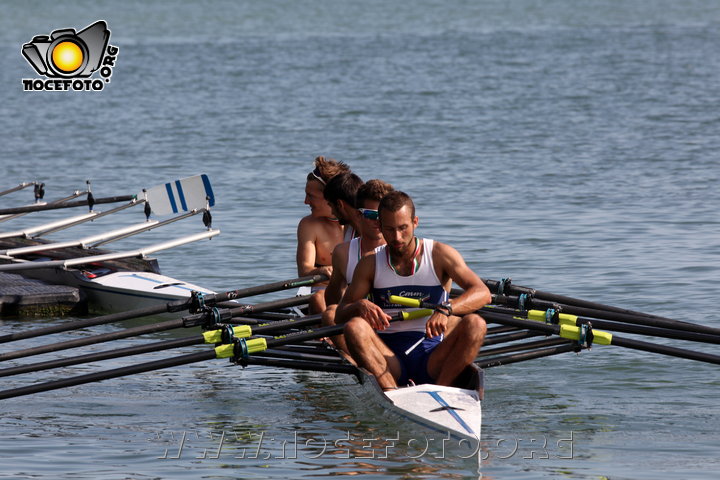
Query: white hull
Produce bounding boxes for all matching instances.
[77,271,216,313]
[354,366,483,443]
[22,268,215,314]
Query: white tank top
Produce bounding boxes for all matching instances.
[346,237,382,285]
[370,238,449,333]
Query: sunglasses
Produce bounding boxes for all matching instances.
[358,208,379,220]
[310,166,326,185]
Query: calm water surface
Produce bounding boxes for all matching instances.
[0,1,719,478]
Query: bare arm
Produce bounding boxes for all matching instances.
[324,242,349,306]
[296,217,332,278]
[335,255,391,328]
[425,242,491,337]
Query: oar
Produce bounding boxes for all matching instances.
[0,274,327,344]
[481,310,720,366]
[392,295,720,366]
[0,295,312,362]
[0,181,36,198]
[476,337,574,360]
[0,313,325,378]
[0,230,220,272]
[0,174,213,217]
[490,293,719,336]
[0,195,131,216]
[0,189,88,224]
[0,309,430,400]
[476,342,580,369]
[505,306,720,344]
[484,278,663,319]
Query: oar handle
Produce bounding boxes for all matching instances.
[389,295,425,308]
[223,307,434,361]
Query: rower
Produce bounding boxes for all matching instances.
[296,156,351,313]
[322,179,395,354]
[335,191,491,390]
[322,171,364,243]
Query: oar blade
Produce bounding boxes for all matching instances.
[141,174,215,216]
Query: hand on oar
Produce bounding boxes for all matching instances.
[0,309,431,400]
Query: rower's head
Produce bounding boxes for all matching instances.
[323,172,363,225]
[356,179,394,239]
[304,156,349,218]
[378,191,418,255]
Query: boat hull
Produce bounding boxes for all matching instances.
[354,364,483,443]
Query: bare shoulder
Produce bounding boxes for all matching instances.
[297,215,322,238]
[354,252,377,277]
[332,240,351,258]
[431,240,464,264]
[331,240,351,269]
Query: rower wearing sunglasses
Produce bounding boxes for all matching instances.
[322,179,395,354]
[335,191,491,390]
[296,156,351,313]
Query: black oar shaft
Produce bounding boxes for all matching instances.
[255,349,345,364]
[477,337,571,359]
[242,356,356,374]
[0,350,214,400]
[0,319,184,362]
[485,279,660,319]
[0,336,201,378]
[229,295,310,317]
[0,195,135,215]
[611,337,720,365]
[209,275,328,304]
[483,329,545,346]
[476,343,579,369]
[0,315,324,378]
[0,302,188,344]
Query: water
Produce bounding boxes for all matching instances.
[1,0,719,478]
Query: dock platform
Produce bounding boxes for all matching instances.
[0,272,85,317]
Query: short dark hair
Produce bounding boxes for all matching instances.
[356,179,394,207]
[323,172,364,208]
[378,190,415,219]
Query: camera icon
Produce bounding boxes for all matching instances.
[22,20,109,78]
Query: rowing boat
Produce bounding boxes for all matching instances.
[0,175,221,315]
[293,288,483,447]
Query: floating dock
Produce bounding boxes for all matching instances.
[0,272,85,317]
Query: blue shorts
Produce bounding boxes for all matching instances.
[378,331,442,385]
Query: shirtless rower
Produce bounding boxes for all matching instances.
[322,179,394,353]
[296,156,350,313]
[335,191,491,389]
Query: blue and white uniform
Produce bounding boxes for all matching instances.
[371,238,449,385]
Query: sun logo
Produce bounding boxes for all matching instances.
[51,41,85,73]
